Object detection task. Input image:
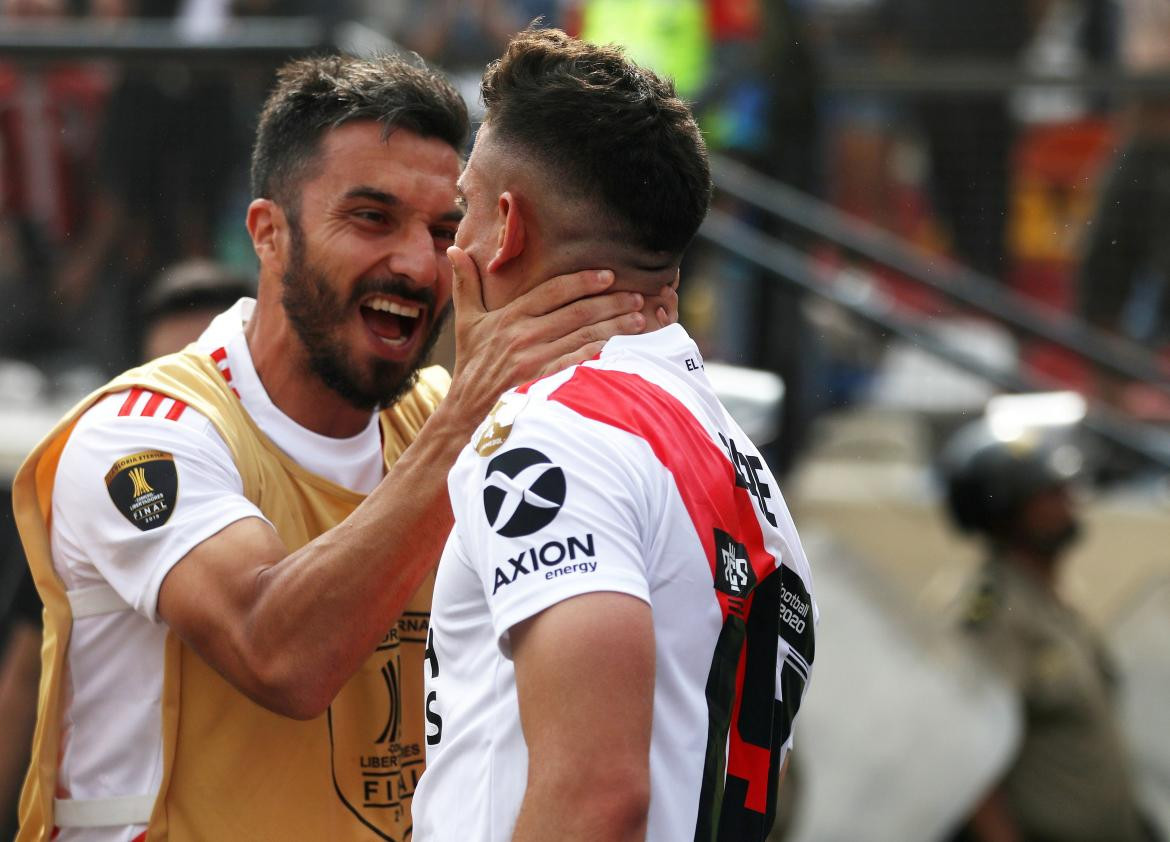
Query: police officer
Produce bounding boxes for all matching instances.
[942,423,1156,842]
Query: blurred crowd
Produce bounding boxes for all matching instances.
[2,1,1170,840]
[1,0,299,379]
[3,0,1168,402]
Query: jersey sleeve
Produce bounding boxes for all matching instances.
[50,395,269,622]
[456,401,657,649]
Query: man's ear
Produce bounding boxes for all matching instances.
[487,190,525,274]
[246,198,288,272]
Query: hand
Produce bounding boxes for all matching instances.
[446,246,646,421]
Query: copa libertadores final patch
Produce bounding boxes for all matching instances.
[104,450,178,531]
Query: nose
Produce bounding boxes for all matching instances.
[385,221,439,287]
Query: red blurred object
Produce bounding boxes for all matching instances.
[0,62,109,242]
[707,0,760,42]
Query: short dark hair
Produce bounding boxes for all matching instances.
[251,53,469,215]
[480,28,711,257]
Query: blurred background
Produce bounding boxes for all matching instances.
[2,0,1170,840]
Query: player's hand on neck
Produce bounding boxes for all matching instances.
[444,245,646,425]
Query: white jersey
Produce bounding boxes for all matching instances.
[413,325,817,842]
[47,298,385,842]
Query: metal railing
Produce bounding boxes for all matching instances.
[711,154,1170,399]
[698,186,1170,471]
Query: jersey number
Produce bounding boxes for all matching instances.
[694,561,814,842]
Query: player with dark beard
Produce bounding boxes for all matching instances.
[10,54,669,842]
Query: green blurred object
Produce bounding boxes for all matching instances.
[579,0,710,99]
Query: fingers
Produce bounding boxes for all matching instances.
[656,283,679,327]
[536,309,646,373]
[512,268,615,317]
[446,267,648,421]
[520,290,644,347]
[447,246,486,318]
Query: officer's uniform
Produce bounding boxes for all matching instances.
[964,557,1148,842]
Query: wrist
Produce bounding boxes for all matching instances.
[440,370,501,434]
[422,391,485,456]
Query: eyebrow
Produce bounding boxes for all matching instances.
[343,186,399,205]
[343,185,462,223]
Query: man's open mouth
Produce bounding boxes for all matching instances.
[359,295,425,348]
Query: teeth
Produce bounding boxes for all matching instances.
[366,297,421,319]
[377,335,409,347]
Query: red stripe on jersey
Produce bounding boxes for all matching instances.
[165,400,188,421]
[210,347,227,364]
[118,387,143,417]
[131,833,146,842]
[140,392,165,417]
[548,366,775,613]
[220,367,233,383]
[548,366,777,814]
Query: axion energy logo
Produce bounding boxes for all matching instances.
[483,447,566,538]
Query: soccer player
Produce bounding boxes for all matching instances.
[413,29,817,842]
[11,54,663,841]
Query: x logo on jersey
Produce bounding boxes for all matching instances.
[482,447,567,538]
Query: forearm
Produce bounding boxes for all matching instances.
[169,400,477,718]
[512,780,648,842]
[269,401,476,705]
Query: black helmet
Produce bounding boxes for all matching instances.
[939,422,1081,536]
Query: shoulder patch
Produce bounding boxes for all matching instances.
[473,392,528,457]
[482,447,565,537]
[104,450,178,531]
[713,528,757,598]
